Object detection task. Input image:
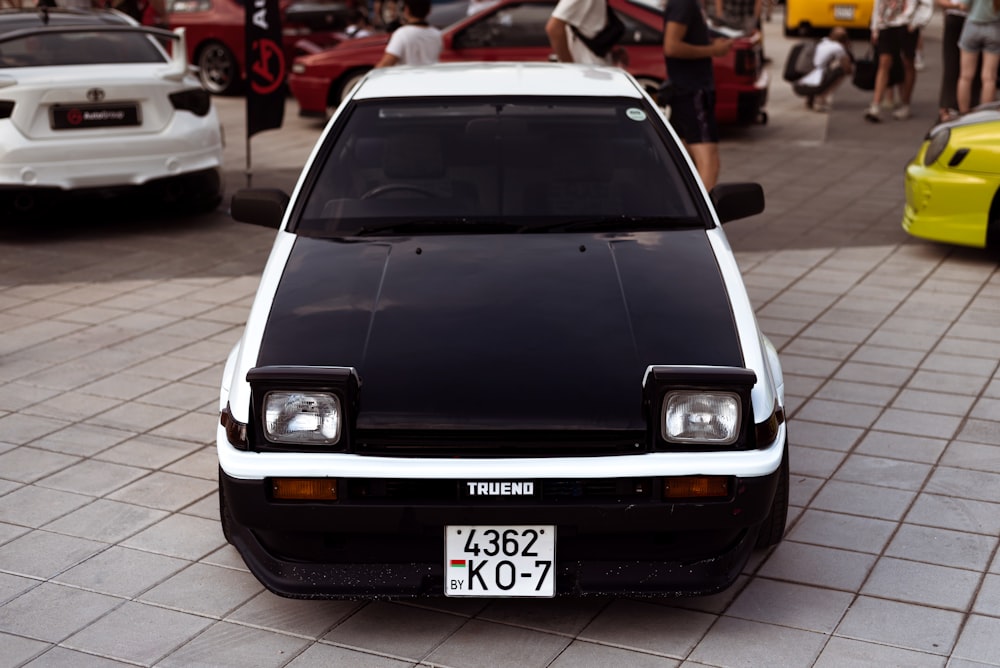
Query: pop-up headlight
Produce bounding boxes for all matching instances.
[264,391,341,445]
[663,391,740,445]
[644,366,757,450]
[247,366,360,452]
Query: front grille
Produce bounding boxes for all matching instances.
[353,429,646,458]
[343,478,654,503]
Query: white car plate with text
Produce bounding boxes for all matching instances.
[445,525,555,597]
[833,4,856,21]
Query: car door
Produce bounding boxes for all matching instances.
[442,2,553,62]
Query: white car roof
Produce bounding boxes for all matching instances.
[351,62,646,101]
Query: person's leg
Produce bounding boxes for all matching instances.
[868,52,894,120]
[895,29,918,118]
[980,50,999,106]
[940,13,964,120]
[958,49,980,112]
[686,142,721,190]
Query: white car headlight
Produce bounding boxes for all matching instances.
[662,391,740,445]
[264,391,341,445]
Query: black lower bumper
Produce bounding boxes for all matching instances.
[220,469,781,599]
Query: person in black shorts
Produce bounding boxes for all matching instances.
[662,0,732,190]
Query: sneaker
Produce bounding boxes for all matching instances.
[915,51,926,71]
[864,104,881,123]
[893,104,911,120]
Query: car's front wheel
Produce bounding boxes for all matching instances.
[197,41,240,95]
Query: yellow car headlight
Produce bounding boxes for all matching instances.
[924,128,950,166]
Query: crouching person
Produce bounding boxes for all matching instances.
[794,27,854,111]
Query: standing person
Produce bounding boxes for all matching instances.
[374,0,442,68]
[865,0,931,122]
[792,27,854,112]
[939,0,979,120]
[545,0,613,65]
[662,0,732,190]
[956,0,1000,113]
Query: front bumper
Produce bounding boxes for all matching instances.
[902,159,1000,248]
[289,73,333,117]
[219,448,784,598]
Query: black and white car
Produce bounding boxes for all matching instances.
[220,62,787,599]
[0,7,224,218]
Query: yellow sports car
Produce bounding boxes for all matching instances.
[784,0,873,37]
[903,106,1000,248]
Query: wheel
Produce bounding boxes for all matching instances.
[361,183,438,200]
[754,438,789,549]
[334,68,372,109]
[197,41,239,95]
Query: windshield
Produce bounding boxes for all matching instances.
[0,29,167,67]
[295,97,703,237]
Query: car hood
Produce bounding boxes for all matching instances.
[305,33,388,61]
[255,231,744,430]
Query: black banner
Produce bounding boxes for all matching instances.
[245,0,285,138]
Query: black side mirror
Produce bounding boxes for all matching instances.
[231,188,290,229]
[710,182,765,224]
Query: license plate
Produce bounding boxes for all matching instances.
[51,103,140,130]
[833,4,855,21]
[445,525,555,597]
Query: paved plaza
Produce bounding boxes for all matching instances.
[2,11,1000,667]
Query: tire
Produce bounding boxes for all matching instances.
[334,68,372,108]
[754,438,789,549]
[197,41,240,95]
[219,468,233,544]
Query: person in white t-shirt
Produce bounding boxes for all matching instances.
[793,27,854,112]
[375,0,443,67]
[545,0,613,65]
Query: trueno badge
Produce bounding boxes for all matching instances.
[465,482,534,496]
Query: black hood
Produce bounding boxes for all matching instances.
[256,231,744,430]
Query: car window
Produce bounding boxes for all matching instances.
[296,97,701,237]
[452,3,552,49]
[0,30,167,67]
[618,12,662,45]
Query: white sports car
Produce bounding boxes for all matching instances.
[0,7,224,218]
[221,62,787,599]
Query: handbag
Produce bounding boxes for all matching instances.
[852,46,905,91]
[571,4,626,58]
[852,47,877,90]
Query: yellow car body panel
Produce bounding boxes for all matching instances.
[784,0,874,35]
[902,117,1000,249]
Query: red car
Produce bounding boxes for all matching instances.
[288,0,768,125]
[168,0,354,94]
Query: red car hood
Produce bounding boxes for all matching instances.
[301,33,389,63]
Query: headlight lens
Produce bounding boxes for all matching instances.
[662,391,741,444]
[263,391,341,445]
[923,128,950,166]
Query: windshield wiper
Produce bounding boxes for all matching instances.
[524,216,703,233]
[354,219,524,236]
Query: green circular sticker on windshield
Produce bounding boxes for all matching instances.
[626,108,646,121]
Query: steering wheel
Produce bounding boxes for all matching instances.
[361,184,438,200]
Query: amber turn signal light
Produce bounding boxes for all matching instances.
[663,476,729,499]
[272,478,338,501]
